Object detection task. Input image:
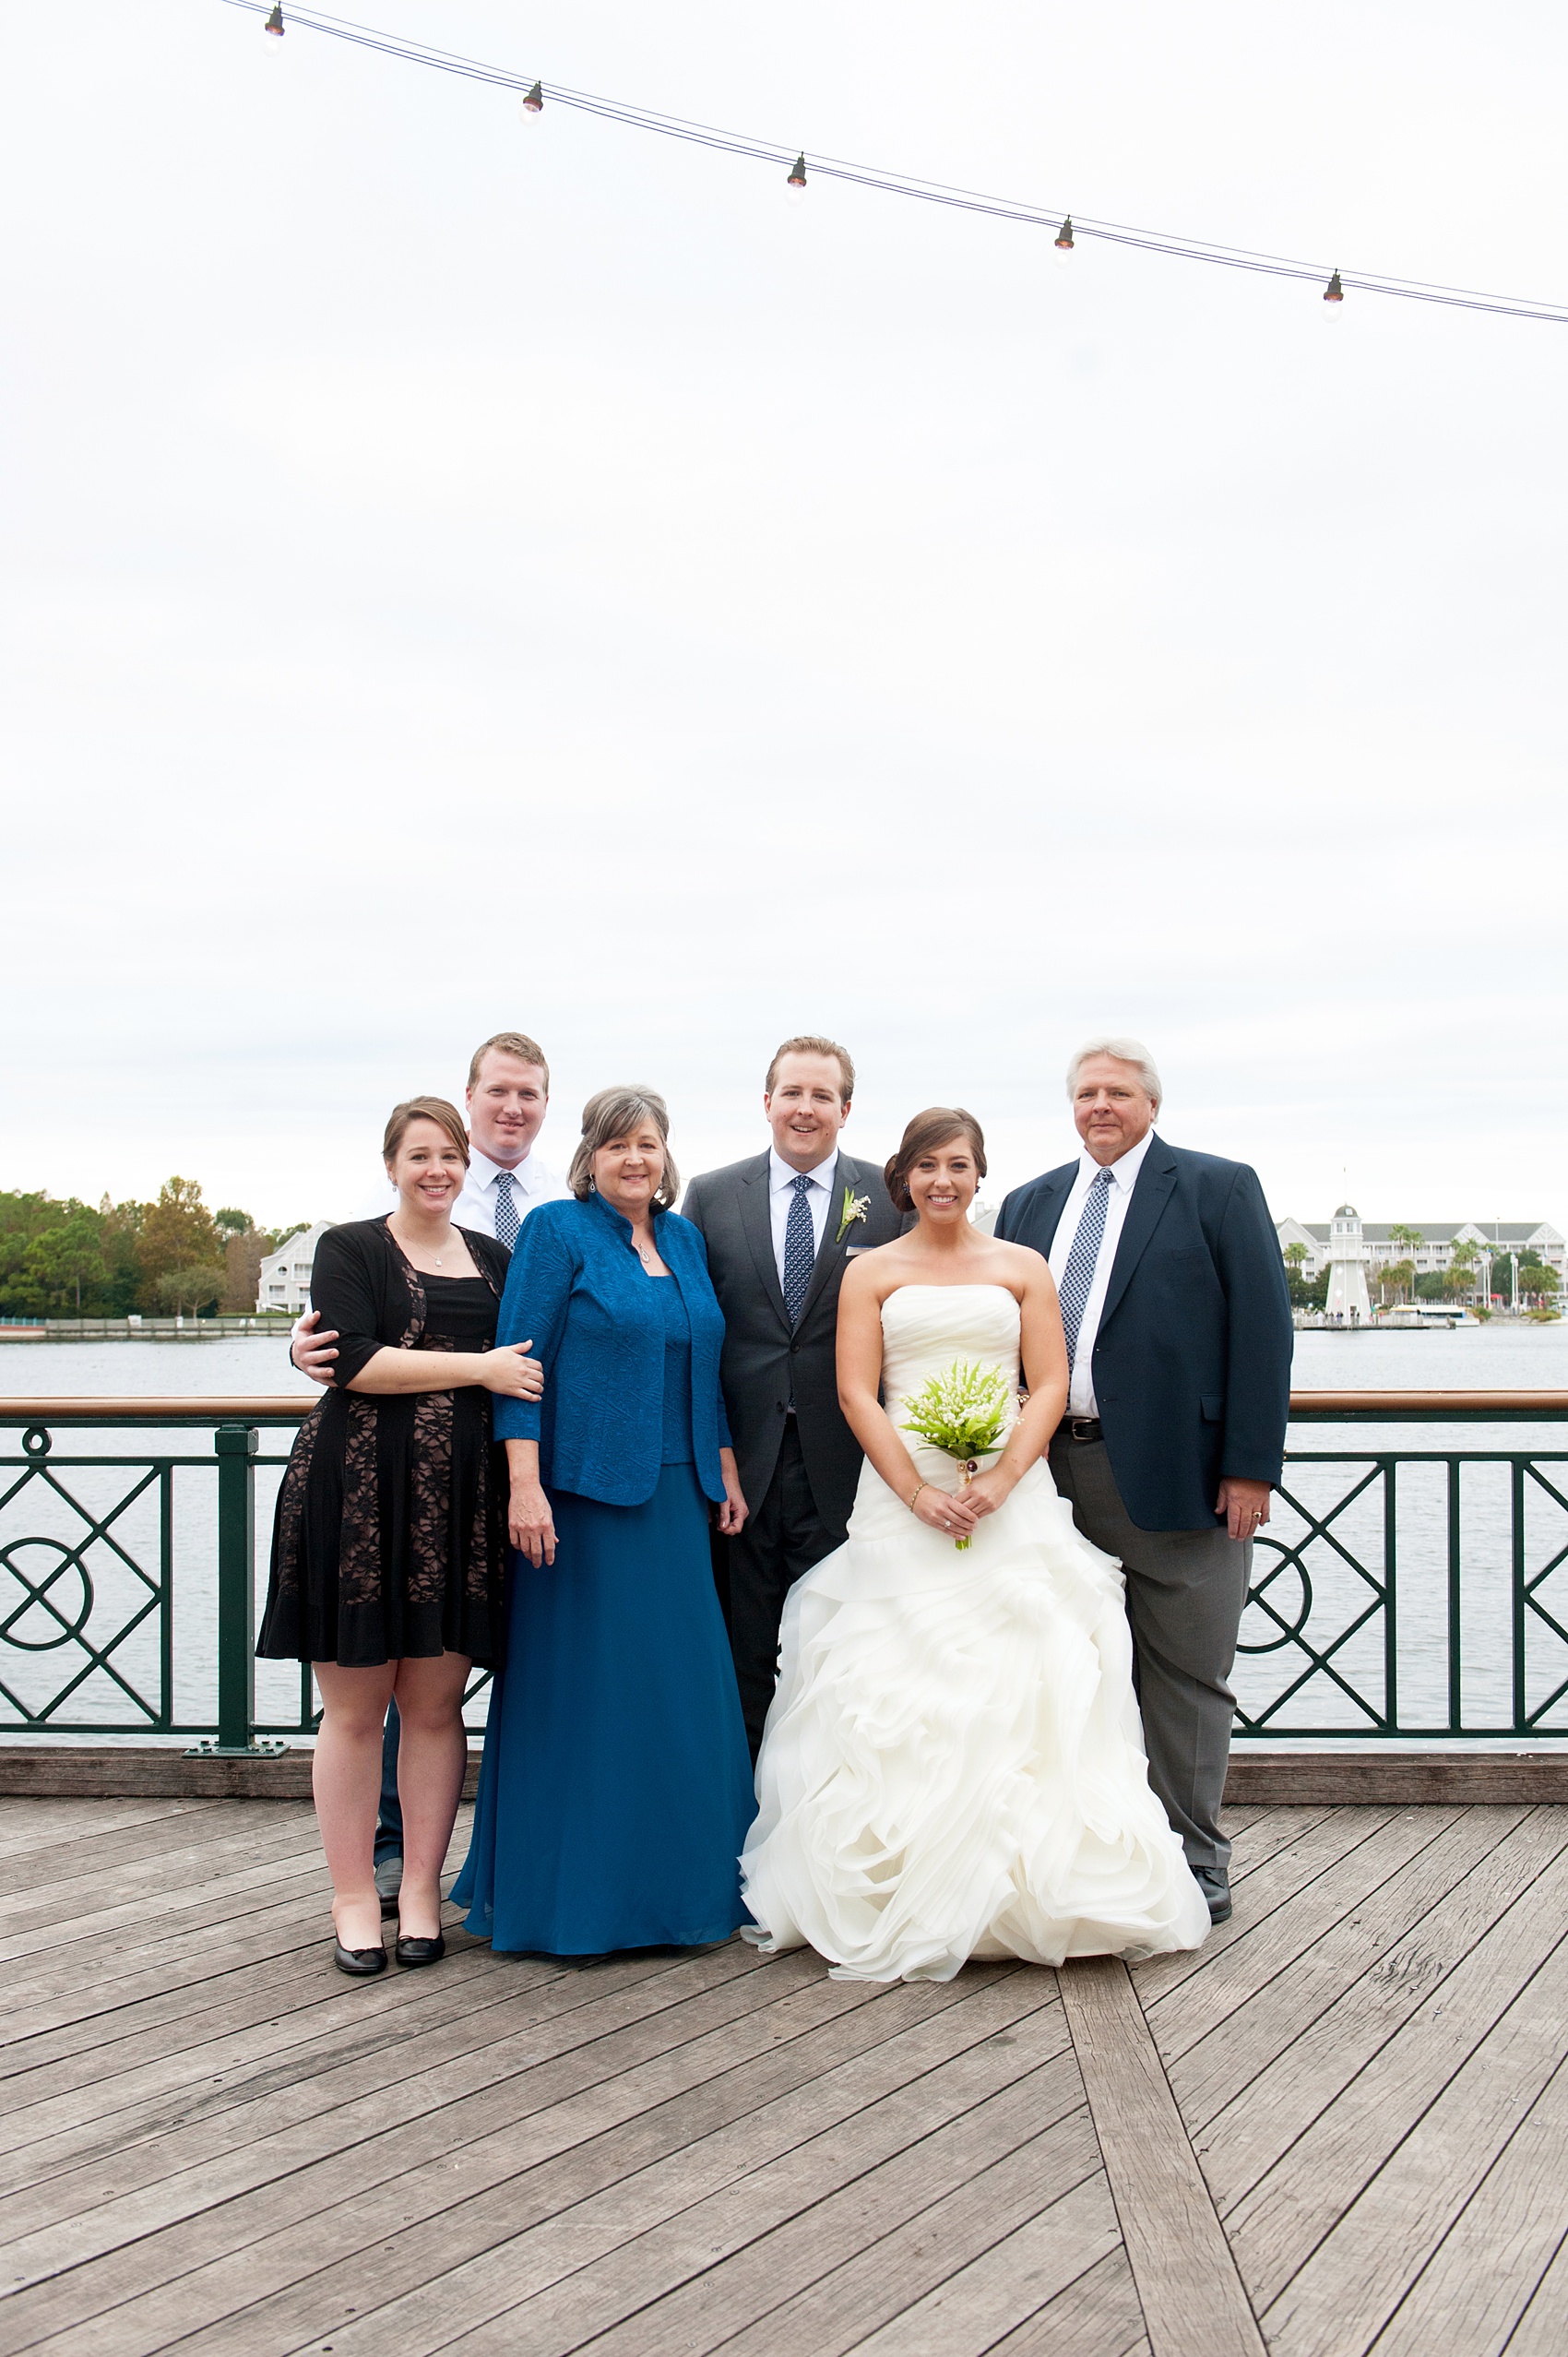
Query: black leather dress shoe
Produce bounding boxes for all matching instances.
[333,1939,388,1976]
[1192,1865,1232,1924]
[394,1931,446,1968]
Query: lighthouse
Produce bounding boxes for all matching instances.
[1324,1204,1372,1327]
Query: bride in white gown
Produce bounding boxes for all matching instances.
[741,1106,1210,1982]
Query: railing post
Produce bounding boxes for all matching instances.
[186,1420,286,1757]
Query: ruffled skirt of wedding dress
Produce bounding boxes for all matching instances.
[741,1454,1212,1982]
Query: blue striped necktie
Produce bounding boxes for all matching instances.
[1058,1167,1114,1374]
[493,1170,519,1251]
[782,1174,815,1327]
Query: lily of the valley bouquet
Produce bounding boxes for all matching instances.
[899,1359,1012,1549]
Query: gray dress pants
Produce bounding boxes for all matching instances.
[1048,1433,1251,1873]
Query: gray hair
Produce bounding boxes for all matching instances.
[1065,1035,1163,1109]
[567,1086,680,1212]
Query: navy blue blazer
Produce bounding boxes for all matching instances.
[995,1135,1292,1532]
[493,1193,732,1507]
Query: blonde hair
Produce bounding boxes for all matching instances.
[468,1031,550,1092]
[383,1096,469,1166]
[567,1088,680,1212]
[765,1034,855,1102]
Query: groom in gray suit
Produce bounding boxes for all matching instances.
[683,1035,903,1756]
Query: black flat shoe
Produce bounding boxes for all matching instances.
[394,1931,446,1968]
[333,1939,388,1976]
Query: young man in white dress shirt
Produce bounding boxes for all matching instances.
[291,1030,564,1902]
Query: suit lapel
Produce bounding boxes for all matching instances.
[1028,1167,1076,1256]
[796,1151,861,1328]
[739,1154,791,1337]
[1097,1136,1178,1337]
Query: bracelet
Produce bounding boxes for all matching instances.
[909,1481,929,1514]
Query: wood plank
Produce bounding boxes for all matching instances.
[1224,1829,1568,2312]
[1224,1754,1568,1805]
[0,1802,322,1937]
[706,2111,1106,2357]
[1503,2223,1568,2355]
[987,2246,1148,2357]
[841,2169,1122,2357]
[1166,1805,1532,2132]
[0,1797,215,1858]
[1194,1807,1568,2220]
[1133,1806,1395,2006]
[230,1975,1060,2357]
[1260,1936,1568,2356]
[0,1745,481,1802]
[1367,2057,1568,2356]
[1057,1958,1265,2357]
[0,1939,787,2248]
[0,1958,912,2355]
[1143,1806,1466,2064]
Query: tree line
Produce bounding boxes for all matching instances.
[1283,1232,1561,1315]
[0,1181,311,1318]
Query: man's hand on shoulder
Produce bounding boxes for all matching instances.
[291,1306,339,1387]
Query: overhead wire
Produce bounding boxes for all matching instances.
[220,0,1568,327]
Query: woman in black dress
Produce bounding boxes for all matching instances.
[259,1096,540,1976]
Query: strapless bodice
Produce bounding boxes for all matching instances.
[879,1284,1022,1433]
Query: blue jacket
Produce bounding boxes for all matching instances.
[996,1136,1292,1532]
[493,1193,732,1506]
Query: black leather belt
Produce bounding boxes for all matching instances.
[1056,1416,1104,1443]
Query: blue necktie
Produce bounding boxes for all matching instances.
[1058,1168,1114,1375]
[782,1173,815,1327]
[493,1170,519,1251]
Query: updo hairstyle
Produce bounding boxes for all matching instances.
[383,1096,470,1166]
[567,1087,681,1213]
[884,1107,987,1214]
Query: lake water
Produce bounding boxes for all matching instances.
[4,1326,1566,1744]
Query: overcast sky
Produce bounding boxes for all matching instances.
[4,2,1563,1234]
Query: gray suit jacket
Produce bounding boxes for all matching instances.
[682,1149,903,1542]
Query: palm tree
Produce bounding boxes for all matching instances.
[1388,1225,1424,1303]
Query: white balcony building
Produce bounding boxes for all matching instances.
[255,1222,334,1315]
[1277,1214,1565,1301]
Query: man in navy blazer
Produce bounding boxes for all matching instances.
[995,1036,1291,1923]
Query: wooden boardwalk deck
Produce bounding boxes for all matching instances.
[2,1799,1567,2356]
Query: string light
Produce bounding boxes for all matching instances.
[217,0,1568,327]
[786,153,807,195]
[263,5,283,34]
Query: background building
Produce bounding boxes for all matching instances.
[255,1221,333,1315]
[1277,1214,1565,1305]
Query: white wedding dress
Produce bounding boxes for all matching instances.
[741,1284,1211,1982]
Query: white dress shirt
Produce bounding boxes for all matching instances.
[1047,1128,1157,1418]
[768,1147,839,1289]
[455,1147,568,1240]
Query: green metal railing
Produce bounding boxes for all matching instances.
[1,1392,1566,1750]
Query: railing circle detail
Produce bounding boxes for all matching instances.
[0,1539,93,1650]
[21,1426,51,1458]
[1238,1541,1313,1655]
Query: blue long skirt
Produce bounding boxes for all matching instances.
[452,1464,756,1955]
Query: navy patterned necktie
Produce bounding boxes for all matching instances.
[782,1173,815,1327]
[493,1170,520,1251]
[1058,1167,1114,1374]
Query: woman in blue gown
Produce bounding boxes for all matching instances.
[453,1086,755,1956]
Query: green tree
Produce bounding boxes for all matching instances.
[137,1178,221,1300]
[155,1263,227,1315]
[25,1207,107,1312]
[1386,1227,1424,1303]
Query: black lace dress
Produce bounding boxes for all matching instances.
[258,1218,511,1668]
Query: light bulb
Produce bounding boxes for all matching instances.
[1323,269,1345,306]
[786,153,807,195]
[521,80,544,115]
[1053,215,1075,261]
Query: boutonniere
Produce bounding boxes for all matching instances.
[835,1184,871,1245]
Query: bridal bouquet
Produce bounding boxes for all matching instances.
[899,1360,1012,1549]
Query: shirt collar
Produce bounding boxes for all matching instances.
[1076,1126,1156,1196]
[469,1145,540,1195]
[769,1146,840,1194]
